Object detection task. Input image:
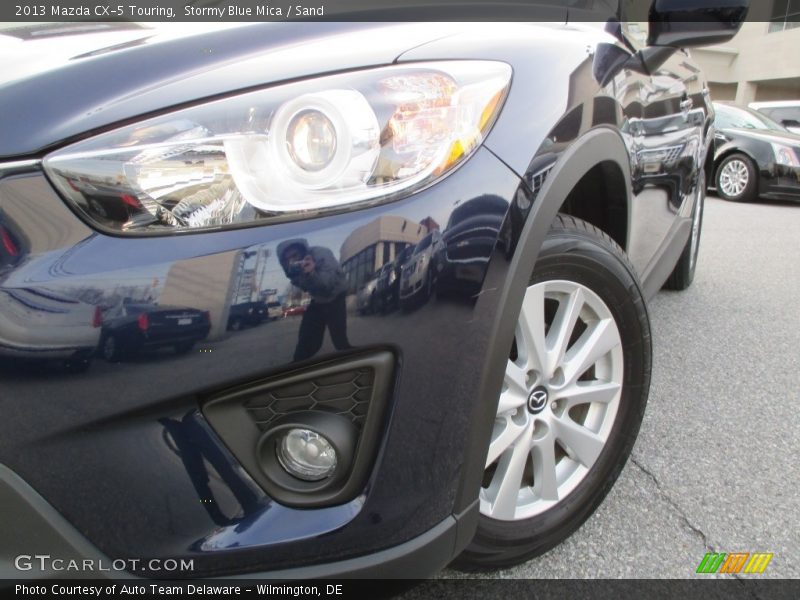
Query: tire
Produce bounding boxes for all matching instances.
[455,215,651,570]
[715,153,757,202]
[101,334,123,362]
[664,172,705,291]
[229,317,243,331]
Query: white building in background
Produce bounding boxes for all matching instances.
[690,9,800,105]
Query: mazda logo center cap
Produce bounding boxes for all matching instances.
[527,387,549,414]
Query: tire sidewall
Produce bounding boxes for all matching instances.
[465,225,651,567]
[716,154,756,202]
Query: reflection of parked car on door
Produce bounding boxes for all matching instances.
[0,288,101,372]
[100,303,211,361]
[227,301,267,331]
[434,195,508,298]
[282,305,306,318]
[266,301,282,321]
[356,270,380,315]
[399,230,441,309]
[712,102,800,203]
[377,245,413,312]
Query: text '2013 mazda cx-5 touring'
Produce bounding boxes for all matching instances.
[0,2,747,581]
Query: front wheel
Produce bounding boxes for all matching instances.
[716,153,757,202]
[455,215,651,570]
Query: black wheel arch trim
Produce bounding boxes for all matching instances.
[454,126,634,514]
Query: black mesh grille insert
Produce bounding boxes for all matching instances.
[243,367,374,431]
[202,351,394,507]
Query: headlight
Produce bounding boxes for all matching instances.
[44,61,511,234]
[771,142,799,167]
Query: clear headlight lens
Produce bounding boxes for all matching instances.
[771,142,799,167]
[44,61,511,234]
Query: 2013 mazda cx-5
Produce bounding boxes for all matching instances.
[0,2,747,580]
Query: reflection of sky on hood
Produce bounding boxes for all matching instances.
[0,23,255,87]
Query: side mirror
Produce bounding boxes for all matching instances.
[648,0,749,48]
[782,119,800,128]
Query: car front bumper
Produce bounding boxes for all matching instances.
[0,147,529,578]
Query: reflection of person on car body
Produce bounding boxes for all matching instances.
[277,238,352,361]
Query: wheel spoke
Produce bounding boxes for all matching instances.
[517,285,547,375]
[560,318,620,386]
[505,359,529,394]
[553,416,605,468]
[481,278,626,522]
[546,287,584,378]
[486,414,528,467]
[531,435,559,501]
[556,381,621,410]
[487,422,532,519]
[497,360,529,413]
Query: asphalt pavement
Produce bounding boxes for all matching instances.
[442,194,800,579]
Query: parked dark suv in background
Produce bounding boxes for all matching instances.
[0,1,746,580]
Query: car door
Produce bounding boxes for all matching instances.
[624,35,706,278]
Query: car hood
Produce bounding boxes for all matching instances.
[722,127,800,146]
[0,22,464,159]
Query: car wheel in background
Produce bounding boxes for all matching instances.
[456,215,651,570]
[716,153,757,202]
[229,317,243,331]
[101,334,123,363]
[664,171,705,291]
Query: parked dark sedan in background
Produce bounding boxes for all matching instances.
[100,302,211,361]
[712,102,800,203]
[0,2,747,582]
[377,244,413,312]
[433,195,508,299]
[227,300,267,331]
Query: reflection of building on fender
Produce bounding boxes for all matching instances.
[160,252,240,341]
[340,215,430,294]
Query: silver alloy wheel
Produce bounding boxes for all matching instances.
[719,158,749,197]
[480,280,624,521]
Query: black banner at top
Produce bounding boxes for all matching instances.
[0,0,787,23]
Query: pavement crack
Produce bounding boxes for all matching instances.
[630,457,766,598]
[630,455,714,553]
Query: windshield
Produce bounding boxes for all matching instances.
[715,104,786,132]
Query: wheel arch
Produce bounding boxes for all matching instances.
[712,144,759,183]
[455,126,634,513]
[557,158,630,251]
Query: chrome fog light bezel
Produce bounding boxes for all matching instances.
[257,411,357,494]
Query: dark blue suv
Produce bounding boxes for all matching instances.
[0,2,746,580]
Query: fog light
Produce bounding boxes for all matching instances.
[277,428,338,481]
[256,410,358,498]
